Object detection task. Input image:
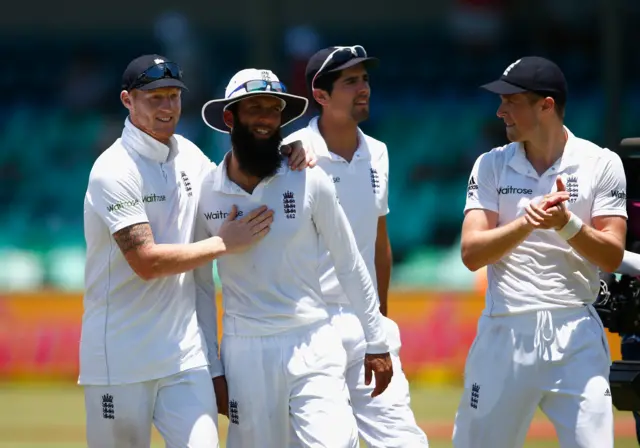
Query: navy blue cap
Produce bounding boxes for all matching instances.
[305,46,379,89]
[121,54,188,91]
[481,56,567,104]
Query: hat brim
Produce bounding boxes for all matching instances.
[201,91,309,134]
[136,78,189,91]
[480,79,528,95]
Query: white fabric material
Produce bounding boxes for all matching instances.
[80,118,220,385]
[556,212,583,240]
[223,69,288,102]
[616,250,640,276]
[452,306,613,448]
[284,117,389,305]
[221,322,358,448]
[84,366,219,448]
[464,127,628,316]
[327,305,429,448]
[195,156,389,354]
[284,120,426,446]
[201,68,308,134]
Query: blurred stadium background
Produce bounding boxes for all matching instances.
[1,0,639,446]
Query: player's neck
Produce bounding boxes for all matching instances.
[523,124,567,175]
[226,152,262,194]
[318,115,359,162]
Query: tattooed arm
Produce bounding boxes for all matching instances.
[111,205,274,280]
[112,223,229,281]
[88,163,274,281]
[86,167,224,281]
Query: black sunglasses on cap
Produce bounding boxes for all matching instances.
[129,62,183,90]
[311,46,367,89]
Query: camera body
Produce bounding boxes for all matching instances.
[594,274,640,334]
[603,137,640,412]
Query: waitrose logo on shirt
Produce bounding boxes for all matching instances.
[107,194,166,212]
[496,185,533,195]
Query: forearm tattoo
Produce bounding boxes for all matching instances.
[113,223,154,254]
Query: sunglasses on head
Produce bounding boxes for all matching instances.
[229,80,287,97]
[312,45,367,89]
[129,62,183,90]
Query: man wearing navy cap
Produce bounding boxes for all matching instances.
[284,46,429,447]
[79,55,315,448]
[454,56,627,447]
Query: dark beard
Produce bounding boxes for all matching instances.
[230,120,283,179]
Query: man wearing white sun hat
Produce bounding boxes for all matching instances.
[195,68,393,448]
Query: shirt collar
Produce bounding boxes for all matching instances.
[211,151,288,195]
[308,116,371,162]
[121,117,177,163]
[557,127,581,171]
[508,126,580,176]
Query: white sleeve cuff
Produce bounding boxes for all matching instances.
[365,339,390,355]
[209,358,224,378]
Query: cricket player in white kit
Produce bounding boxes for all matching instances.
[284,45,428,448]
[80,55,313,448]
[453,56,628,448]
[197,68,393,448]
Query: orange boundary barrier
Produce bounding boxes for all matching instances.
[0,290,622,382]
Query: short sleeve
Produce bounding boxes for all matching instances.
[464,152,499,214]
[86,166,149,234]
[592,152,628,218]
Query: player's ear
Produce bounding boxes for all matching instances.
[541,96,555,114]
[223,110,234,129]
[313,88,330,108]
[121,90,133,112]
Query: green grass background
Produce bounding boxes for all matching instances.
[1,384,637,447]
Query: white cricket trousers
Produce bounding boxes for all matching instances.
[452,305,613,448]
[327,303,429,448]
[83,366,218,448]
[221,319,359,448]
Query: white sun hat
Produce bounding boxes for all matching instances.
[201,68,309,134]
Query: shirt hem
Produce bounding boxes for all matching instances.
[464,204,499,214]
[222,315,330,337]
[78,357,208,386]
[482,302,591,317]
[591,209,628,218]
[109,216,150,235]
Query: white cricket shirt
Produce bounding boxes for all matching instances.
[465,127,628,316]
[284,117,389,305]
[80,118,221,385]
[195,155,389,354]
